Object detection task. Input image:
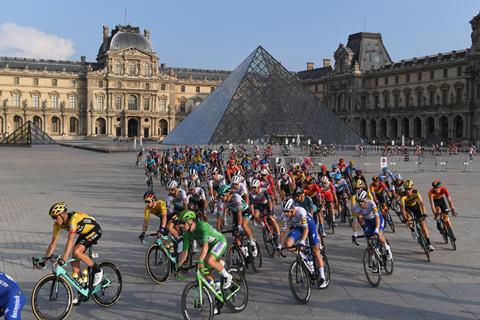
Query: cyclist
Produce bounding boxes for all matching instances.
[333,173,351,222]
[207,167,226,202]
[43,202,103,287]
[144,154,157,177]
[175,211,233,289]
[225,159,240,183]
[379,167,395,188]
[280,199,327,288]
[319,176,338,227]
[217,185,257,257]
[351,179,375,241]
[400,180,434,251]
[187,168,202,188]
[345,161,356,185]
[259,168,277,205]
[277,167,294,200]
[428,179,457,238]
[352,191,393,260]
[369,176,391,216]
[166,180,189,239]
[135,148,144,167]
[186,181,208,221]
[316,165,330,184]
[0,273,25,320]
[249,179,281,248]
[139,191,169,241]
[293,187,324,237]
[231,175,249,205]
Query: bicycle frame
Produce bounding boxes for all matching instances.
[144,235,177,265]
[195,269,240,305]
[51,260,108,297]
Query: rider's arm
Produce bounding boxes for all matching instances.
[45,225,60,257]
[444,188,455,211]
[417,193,426,215]
[62,231,76,263]
[236,208,243,226]
[197,242,209,265]
[428,191,436,214]
[142,207,151,233]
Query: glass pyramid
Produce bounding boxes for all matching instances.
[0,120,56,145]
[163,46,361,145]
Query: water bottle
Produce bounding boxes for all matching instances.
[214,280,221,292]
[306,258,314,273]
[72,272,81,285]
[82,269,89,288]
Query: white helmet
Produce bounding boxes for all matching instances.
[279,167,286,175]
[234,169,242,177]
[167,180,179,189]
[282,198,295,211]
[251,179,261,188]
[356,190,368,202]
[260,169,269,176]
[189,168,197,175]
[232,175,242,184]
[321,176,329,184]
[212,167,219,174]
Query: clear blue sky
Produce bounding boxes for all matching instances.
[0,0,478,71]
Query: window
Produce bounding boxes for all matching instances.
[51,117,60,133]
[375,78,378,86]
[456,87,463,105]
[161,83,166,91]
[115,96,122,110]
[405,92,411,107]
[384,77,388,86]
[429,90,435,106]
[180,100,186,112]
[14,77,19,85]
[394,92,399,107]
[32,95,39,108]
[128,95,137,110]
[315,84,319,92]
[13,93,20,107]
[52,79,58,87]
[115,61,123,74]
[180,85,185,93]
[144,63,152,76]
[395,75,399,84]
[69,117,78,133]
[97,96,104,110]
[160,99,167,112]
[417,72,422,81]
[430,70,435,80]
[69,95,76,108]
[443,68,448,78]
[196,86,200,93]
[116,81,121,89]
[51,96,58,108]
[33,78,39,86]
[457,66,462,76]
[210,87,215,93]
[145,83,150,90]
[360,95,366,109]
[417,91,423,106]
[442,88,448,105]
[144,97,150,111]
[383,93,389,108]
[129,62,137,76]
[406,73,410,83]
[374,95,379,108]
[98,81,103,88]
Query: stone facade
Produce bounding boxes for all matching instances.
[298,11,480,144]
[0,25,228,140]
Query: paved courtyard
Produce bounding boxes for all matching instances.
[1,145,480,320]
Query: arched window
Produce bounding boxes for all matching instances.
[14,115,23,130]
[180,100,186,112]
[69,117,78,134]
[98,80,104,88]
[128,95,138,110]
[33,116,42,130]
[159,119,168,136]
[0,116,4,134]
[161,83,166,91]
[454,116,463,139]
[51,116,61,133]
[159,98,167,112]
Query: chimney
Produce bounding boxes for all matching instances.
[306,62,314,70]
[323,59,331,68]
[80,56,86,63]
[144,29,151,39]
[103,26,109,41]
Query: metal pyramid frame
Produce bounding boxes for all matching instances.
[163,46,361,145]
[0,120,56,146]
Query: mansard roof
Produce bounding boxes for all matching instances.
[0,56,95,73]
[346,32,392,71]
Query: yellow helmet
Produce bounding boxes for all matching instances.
[49,202,66,217]
[404,180,415,189]
[354,179,364,189]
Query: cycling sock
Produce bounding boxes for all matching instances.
[426,238,431,245]
[319,267,325,279]
[220,269,230,278]
[92,264,101,273]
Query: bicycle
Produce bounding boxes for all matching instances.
[225,229,262,273]
[143,233,194,284]
[338,196,352,226]
[436,209,457,251]
[408,211,431,262]
[31,248,122,320]
[260,212,280,258]
[390,198,405,224]
[282,245,330,304]
[353,234,393,287]
[180,266,248,320]
[321,202,335,235]
[380,203,395,233]
[146,171,154,192]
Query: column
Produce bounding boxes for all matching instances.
[408,117,414,139]
[123,115,128,137]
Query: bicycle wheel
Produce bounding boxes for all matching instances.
[288,260,312,304]
[145,244,171,284]
[344,207,352,227]
[386,212,395,233]
[417,229,431,262]
[446,225,456,250]
[440,225,449,244]
[383,251,394,275]
[226,245,245,272]
[362,248,381,287]
[321,250,331,289]
[92,261,122,307]
[224,268,249,312]
[262,229,275,258]
[250,240,262,272]
[31,274,73,320]
[181,281,213,320]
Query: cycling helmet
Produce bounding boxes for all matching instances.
[321,176,329,184]
[356,190,368,202]
[167,180,179,189]
[189,168,197,175]
[334,173,342,181]
[229,159,236,165]
[282,198,295,211]
[349,161,354,166]
[260,169,269,176]
[49,202,66,218]
[294,164,301,171]
[234,169,242,177]
[382,167,389,173]
[279,167,287,175]
[176,210,197,223]
[251,179,261,188]
[320,164,327,171]
[187,180,196,190]
[331,164,338,170]
[432,179,442,188]
[212,167,219,174]
[253,166,261,173]
[232,175,242,184]
[395,174,403,181]
[143,191,156,201]
[354,179,364,189]
[339,158,345,163]
[404,180,415,189]
[294,187,304,196]
[218,184,231,196]
[372,175,379,182]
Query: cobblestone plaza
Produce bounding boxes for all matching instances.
[1,146,480,319]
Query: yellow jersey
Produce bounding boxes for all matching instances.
[53,211,97,238]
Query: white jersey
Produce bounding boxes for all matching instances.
[352,200,379,220]
[281,206,308,231]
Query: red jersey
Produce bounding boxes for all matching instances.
[428,186,450,200]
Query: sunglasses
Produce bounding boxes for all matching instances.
[145,200,154,204]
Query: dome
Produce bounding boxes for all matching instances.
[97,25,154,57]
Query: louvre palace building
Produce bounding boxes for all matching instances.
[1,11,480,144]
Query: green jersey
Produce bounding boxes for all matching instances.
[183,220,226,251]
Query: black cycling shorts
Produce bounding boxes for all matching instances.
[433,197,448,212]
[406,203,424,220]
[75,224,102,248]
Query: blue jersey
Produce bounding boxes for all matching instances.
[0,273,25,320]
[334,179,350,193]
